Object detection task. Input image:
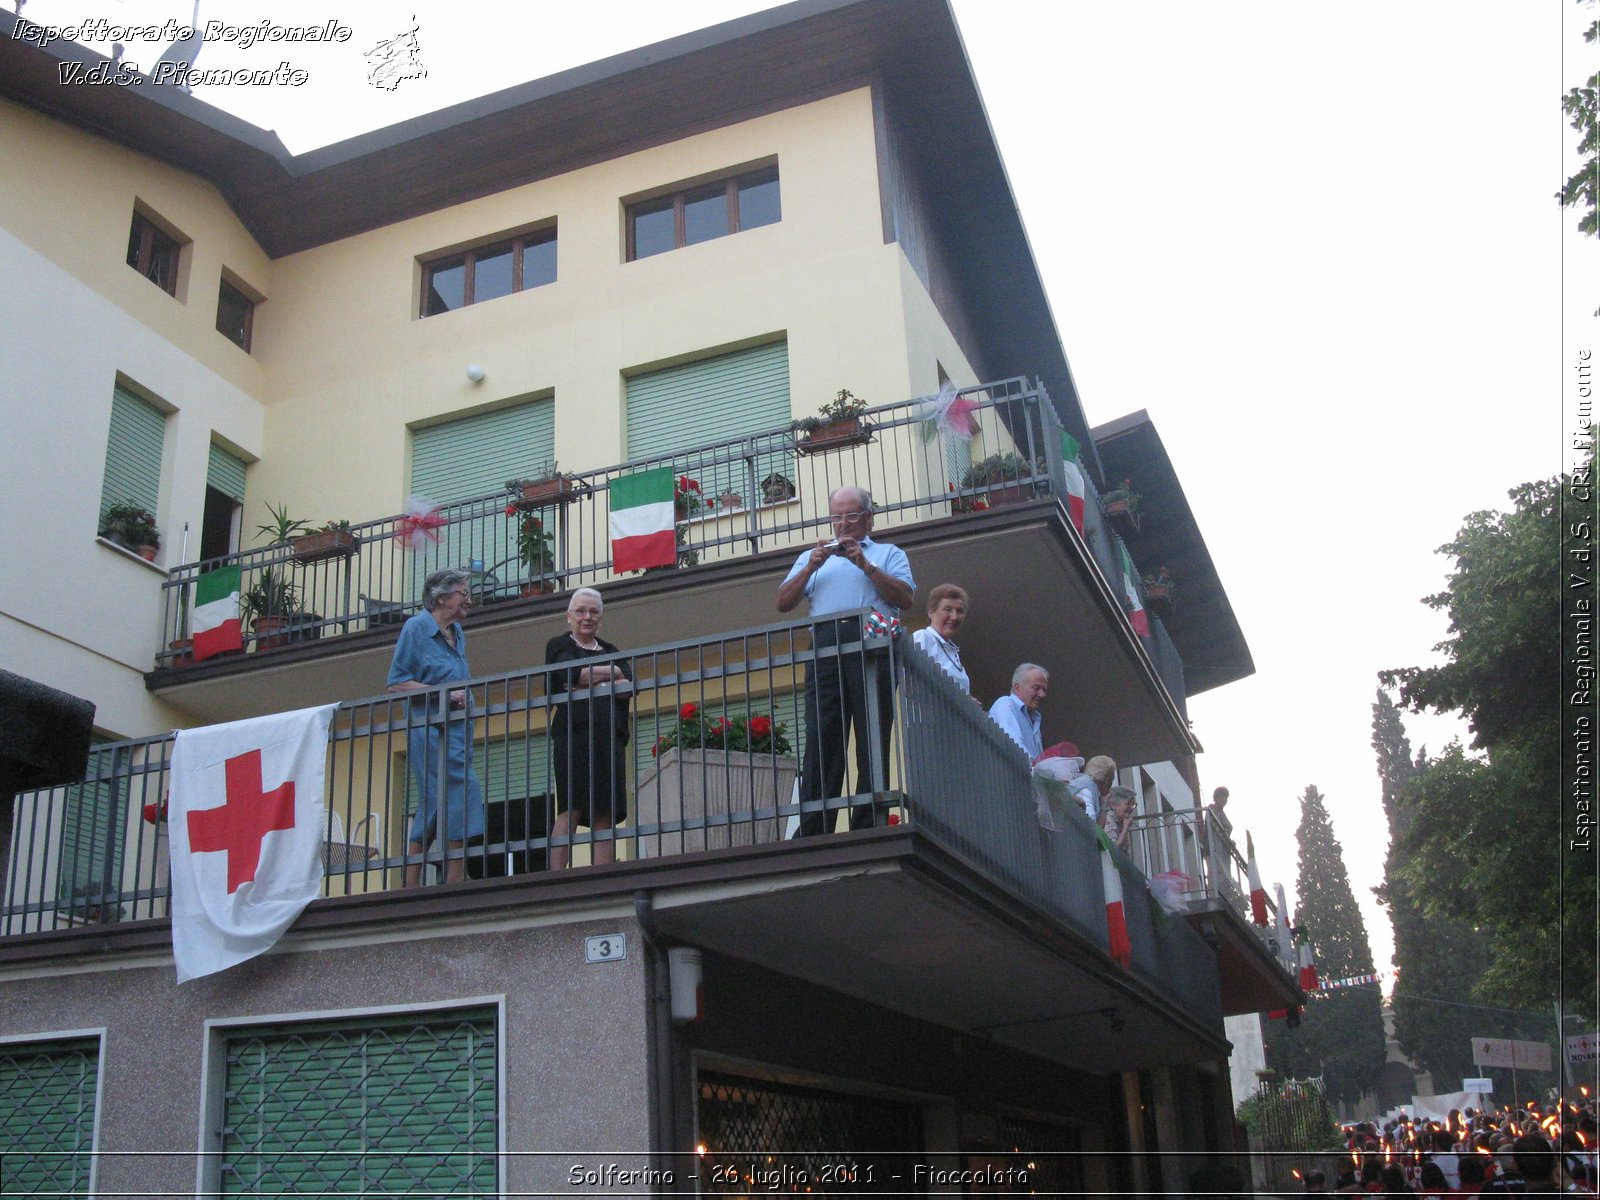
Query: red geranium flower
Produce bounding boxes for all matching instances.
[677,475,702,495]
[748,716,773,738]
[504,503,519,517]
[679,702,698,721]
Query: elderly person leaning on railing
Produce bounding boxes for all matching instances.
[386,567,486,887]
[1099,784,1137,851]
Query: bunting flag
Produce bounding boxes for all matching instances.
[1060,429,1081,462]
[1062,460,1087,533]
[1095,823,1132,968]
[1118,542,1150,636]
[609,467,677,572]
[1273,882,1295,959]
[167,704,337,982]
[1246,833,1268,926]
[191,565,243,662]
[1298,938,1321,991]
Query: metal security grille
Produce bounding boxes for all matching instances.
[0,1036,99,1197]
[977,1112,1085,1195]
[697,1070,921,1196]
[219,1009,497,1196]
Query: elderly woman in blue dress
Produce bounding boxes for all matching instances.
[387,567,485,886]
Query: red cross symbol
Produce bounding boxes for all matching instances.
[187,749,297,894]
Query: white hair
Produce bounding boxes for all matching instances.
[568,587,604,613]
[1011,662,1048,689]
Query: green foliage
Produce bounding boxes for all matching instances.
[1235,1078,1343,1152]
[99,500,159,547]
[1263,786,1387,1108]
[1372,692,1493,1091]
[240,566,301,622]
[651,702,792,758]
[253,502,313,546]
[1558,5,1599,236]
[1379,472,1595,1018]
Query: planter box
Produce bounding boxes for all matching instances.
[1104,498,1141,535]
[795,417,873,455]
[291,528,360,563]
[514,478,579,509]
[634,747,799,857]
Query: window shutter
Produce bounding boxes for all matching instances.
[626,342,790,499]
[99,386,165,526]
[0,1038,100,1196]
[56,745,126,917]
[207,443,248,504]
[220,1010,497,1194]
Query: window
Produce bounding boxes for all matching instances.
[126,210,179,294]
[216,278,255,350]
[216,1010,497,1195]
[627,165,780,260]
[201,443,248,563]
[0,1036,101,1195]
[421,226,556,317]
[99,385,166,535]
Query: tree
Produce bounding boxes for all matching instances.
[1371,690,1492,1091]
[1380,475,1596,1018]
[1264,786,1387,1109]
[1559,1,1598,236]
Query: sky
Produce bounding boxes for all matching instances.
[22,0,1595,983]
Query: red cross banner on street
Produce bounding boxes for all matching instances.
[167,704,337,983]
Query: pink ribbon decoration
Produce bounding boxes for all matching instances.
[394,495,448,551]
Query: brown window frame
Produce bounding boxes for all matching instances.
[626,165,780,261]
[215,278,256,351]
[419,226,557,318]
[126,211,180,295]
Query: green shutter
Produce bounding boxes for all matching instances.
[220,1010,497,1196]
[99,385,165,527]
[404,733,551,820]
[408,399,555,595]
[0,1037,100,1197]
[207,443,248,504]
[56,746,126,918]
[626,342,790,500]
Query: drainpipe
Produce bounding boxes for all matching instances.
[634,890,682,1190]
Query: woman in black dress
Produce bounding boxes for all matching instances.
[546,587,632,868]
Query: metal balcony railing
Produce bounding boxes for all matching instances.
[8,616,1219,1023]
[154,378,1175,686]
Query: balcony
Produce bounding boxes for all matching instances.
[1123,807,1304,1017]
[9,617,1228,1073]
[145,379,1222,768]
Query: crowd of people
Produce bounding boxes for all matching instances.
[1296,1099,1600,1196]
[386,483,1132,877]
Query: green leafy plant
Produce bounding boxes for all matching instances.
[1101,477,1142,512]
[240,566,301,623]
[100,500,159,547]
[504,507,556,574]
[651,702,792,758]
[254,502,313,546]
[792,389,868,434]
[960,451,1039,488]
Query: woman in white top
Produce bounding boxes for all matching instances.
[912,583,970,694]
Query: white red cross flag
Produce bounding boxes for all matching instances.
[167,704,337,983]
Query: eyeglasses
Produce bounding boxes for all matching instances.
[445,590,471,601]
[830,510,868,524]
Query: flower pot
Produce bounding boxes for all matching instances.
[291,528,360,563]
[166,638,194,668]
[796,417,873,455]
[1104,497,1141,535]
[136,544,158,561]
[520,579,561,597]
[253,615,293,650]
[634,747,799,857]
[515,478,578,509]
[981,482,1032,507]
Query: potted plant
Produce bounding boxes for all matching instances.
[957,452,1041,508]
[507,463,579,509]
[253,502,314,547]
[1102,478,1142,534]
[716,488,744,512]
[635,702,798,856]
[292,518,361,563]
[760,471,797,505]
[505,506,560,594]
[793,389,872,454]
[100,501,160,559]
[241,567,301,649]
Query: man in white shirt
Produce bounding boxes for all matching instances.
[988,663,1048,761]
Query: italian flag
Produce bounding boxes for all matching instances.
[1245,832,1268,926]
[192,565,243,662]
[609,467,677,572]
[1118,542,1150,636]
[1062,460,1086,533]
[1096,823,1132,969]
[1298,938,1320,991]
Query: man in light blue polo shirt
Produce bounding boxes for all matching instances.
[778,486,915,836]
[988,663,1048,760]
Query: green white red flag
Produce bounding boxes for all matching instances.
[1118,542,1150,636]
[191,565,243,661]
[609,467,676,572]
[1246,832,1268,926]
[1095,822,1132,968]
[167,704,336,982]
[1062,461,1086,533]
